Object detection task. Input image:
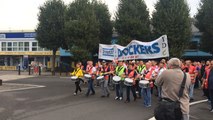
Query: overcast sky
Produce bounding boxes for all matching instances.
[0,0,201,30]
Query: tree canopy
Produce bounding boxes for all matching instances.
[115,0,150,45]
[152,0,191,57]
[93,1,113,44]
[36,0,66,50]
[65,0,112,61]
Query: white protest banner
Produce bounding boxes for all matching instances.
[98,35,169,60]
[98,44,116,60]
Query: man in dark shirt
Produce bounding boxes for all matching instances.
[203,60,213,112]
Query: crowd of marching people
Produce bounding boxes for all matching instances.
[70,58,213,118]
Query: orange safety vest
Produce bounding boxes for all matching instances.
[189,65,196,83]
[101,67,109,80]
[128,70,135,78]
[127,70,135,85]
[87,66,95,79]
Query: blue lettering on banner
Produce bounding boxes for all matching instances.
[140,45,146,54]
[133,45,140,54]
[118,42,161,57]
[129,45,134,55]
[103,48,114,57]
[152,42,160,53]
[145,46,153,54]
[123,48,128,56]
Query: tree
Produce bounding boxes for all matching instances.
[65,0,100,61]
[93,0,113,45]
[36,0,66,75]
[152,0,191,57]
[195,0,213,54]
[115,0,150,45]
[65,0,112,61]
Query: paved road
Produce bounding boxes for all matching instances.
[0,75,212,120]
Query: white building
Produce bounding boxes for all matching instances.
[0,30,60,70]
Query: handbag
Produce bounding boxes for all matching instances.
[154,72,187,120]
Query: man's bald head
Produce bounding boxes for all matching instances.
[168,58,181,69]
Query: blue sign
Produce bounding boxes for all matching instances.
[0,32,36,38]
[103,48,114,57]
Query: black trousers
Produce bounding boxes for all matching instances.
[75,79,83,93]
[126,86,136,101]
[135,80,141,97]
[203,88,210,99]
[209,89,213,109]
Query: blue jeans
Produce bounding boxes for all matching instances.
[115,81,124,98]
[86,79,95,96]
[142,87,151,106]
[189,83,194,99]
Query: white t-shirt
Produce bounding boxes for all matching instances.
[92,67,96,73]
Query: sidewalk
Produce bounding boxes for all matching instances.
[0,71,71,81]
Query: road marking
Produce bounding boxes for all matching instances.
[0,83,46,93]
[189,99,208,105]
[148,99,208,120]
[0,75,35,81]
[60,77,70,79]
[189,115,200,120]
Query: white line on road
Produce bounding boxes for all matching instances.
[60,77,71,79]
[0,83,46,93]
[148,99,208,120]
[189,99,208,106]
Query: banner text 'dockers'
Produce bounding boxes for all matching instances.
[118,42,160,57]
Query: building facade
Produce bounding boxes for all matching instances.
[0,31,60,70]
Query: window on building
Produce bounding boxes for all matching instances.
[32,42,38,51]
[19,42,24,51]
[2,42,6,51]
[7,42,12,51]
[24,42,29,51]
[13,42,18,51]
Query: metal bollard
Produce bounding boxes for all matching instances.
[18,65,21,75]
[66,66,68,76]
[0,79,2,86]
[28,64,31,75]
[59,63,62,76]
[39,66,41,75]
